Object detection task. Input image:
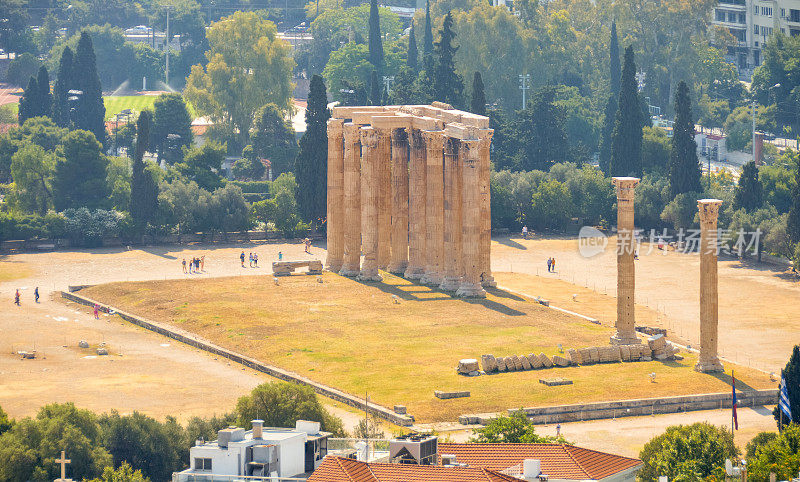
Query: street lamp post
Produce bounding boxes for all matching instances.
[518,73,530,110]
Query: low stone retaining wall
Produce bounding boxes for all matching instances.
[459,389,778,425]
[60,290,415,427]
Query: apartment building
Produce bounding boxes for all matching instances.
[712,0,800,78]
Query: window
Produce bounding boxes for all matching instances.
[754,24,759,34]
[754,50,761,65]
[791,9,800,22]
[194,458,212,471]
[761,6,773,17]
[782,8,786,18]
[716,9,726,21]
[733,28,747,42]
[754,4,759,15]
[729,11,738,22]
[739,12,746,23]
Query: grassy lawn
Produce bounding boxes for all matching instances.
[104,95,197,121]
[82,272,774,423]
[0,260,31,283]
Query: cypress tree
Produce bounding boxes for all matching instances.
[73,32,107,147]
[407,21,418,73]
[424,0,433,57]
[53,46,76,127]
[130,110,159,232]
[733,161,763,211]
[774,345,800,429]
[609,46,643,178]
[295,74,330,224]
[369,69,381,106]
[36,66,52,119]
[432,12,463,108]
[787,153,800,243]
[18,76,38,125]
[470,71,486,116]
[609,22,621,97]
[368,0,384,76]
[668,81,702,197]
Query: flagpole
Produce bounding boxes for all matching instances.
[731,370,735,439]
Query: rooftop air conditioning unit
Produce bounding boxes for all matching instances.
[389,434,438,465]
[217,427,246,448]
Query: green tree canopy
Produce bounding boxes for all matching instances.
[610,46,643,177]
[130,110,159,232]
[295,74,330,224]
[669,80,702,197]
[775,345,800,428]
[73,31,107,147]
[250,103,298,177]
[638,423,738,481]
[152,93,194,164]
[747,423,800,480]
[432,12,463,108]
[175,142,227,192]
[10,142,57,216]
[53,129,109,211]
[470,71,486,116]
[734,161,763,212]
[470,412,569,444]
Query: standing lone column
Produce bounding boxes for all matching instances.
[358,127,382,281]
[388,128,409,274]
[420,130,445,286]
[440,138,463,292]
[325,119,345,272]
[404,129,427,279]
[340,123,362,277]
[610,177,641,345]
[478,129,495,287]
[377,128,392,269]
[696,199,725,373]
[456,138,485,298]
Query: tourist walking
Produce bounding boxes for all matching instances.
[240,251,246,267]
[253,253,258,267]
[14,289,20,306]
[522,225,528,239]
[34,287,39,303]
[200,255,205,271]
[249,252,254,267]
[547,258,552,272]
[304,238,312,254]
[93,304,100,319]
[278,251,283,261]
[551,258,556,272]
[182,259,187,273]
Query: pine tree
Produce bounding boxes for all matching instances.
[733,161,763,211]
[424,0,433,57]
[609,46,643,178]
[18,76,38,125]
[668,81,702,197]
[73,32,107,147]
[129,110,159,232]
[53,47,76,127]
[407,21,418,73]
[609,22,621,97]
[368,0,383,76]
[36,66,52,119]
[787,153,800,243]
[369,69,381,106]
[432,12,463,108]
[470,71,486,116]
[295,75,330,224]
[774,345,800,429]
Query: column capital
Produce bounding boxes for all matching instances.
[392,127,408,143]
[343,122,360,142]
[327,118,344,137]
[422,130,446,151]
[612,176,640,201]
[409,128,425,148]
[360,126,380,148]
[478,128,494,146]
[461,138,481,168]
[697,199,723,224]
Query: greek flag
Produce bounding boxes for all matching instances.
[780,373,792,422]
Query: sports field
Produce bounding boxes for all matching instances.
[81,271,774,423]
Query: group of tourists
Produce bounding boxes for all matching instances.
[547,257,557,272]
[13,287,39,306]
[182,256,205,274]
[242,251,260,267]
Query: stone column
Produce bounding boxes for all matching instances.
[456,138,485,298]
[478,130,495,287]
[440,138,463,292]
[696,199,724,373]
[358,127,382,281]
[610,177,641,345]
[404,129,427,279]
[377,129,392,269]
[325,119,345,272]
[340,123,362,277]
[420,130,445,286]
[388,128,409,274]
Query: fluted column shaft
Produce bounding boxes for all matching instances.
[456,138,485,298]
[478,130,495,287]
[696,199,724,373]
[358,127,382,281]
[440,138,463,292]
[611,177,640,345]
[420,130,445,286]
[340,123,362,277]
[405,129,427,279]
[377,129,392,269]
[326,119,345,272]
[388,128,409,274]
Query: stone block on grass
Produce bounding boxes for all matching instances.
[435,390,470,399]
[552,355,570,367]
[539,353,554,368]
[481,354,497,373]
[496,357,507,372]
[567,348,581,365]
[648,334,666,351]
[520,355,532,370]
[457,359,480,374]
[579,348,593,365]
[529,353,543,369]
[620,345,631,361]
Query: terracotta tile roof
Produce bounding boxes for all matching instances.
[308,456,524,482]
[437,443,642,480]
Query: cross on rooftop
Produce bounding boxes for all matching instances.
[55,450,71,482]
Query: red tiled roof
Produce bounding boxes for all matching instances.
[308,457,523,482]
[437,443,642,480]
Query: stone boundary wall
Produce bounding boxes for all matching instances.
[459,389,778,425]
[60,290,415,427]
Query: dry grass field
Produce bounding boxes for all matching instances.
[81,271,774,423]
[0,258,32,283]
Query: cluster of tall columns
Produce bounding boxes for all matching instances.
[325,105,493,298]
[608,178,725,372]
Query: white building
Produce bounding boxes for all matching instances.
[173,420,331,482]
[712,0,800,78]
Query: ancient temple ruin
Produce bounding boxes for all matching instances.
[325,103,493,298]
